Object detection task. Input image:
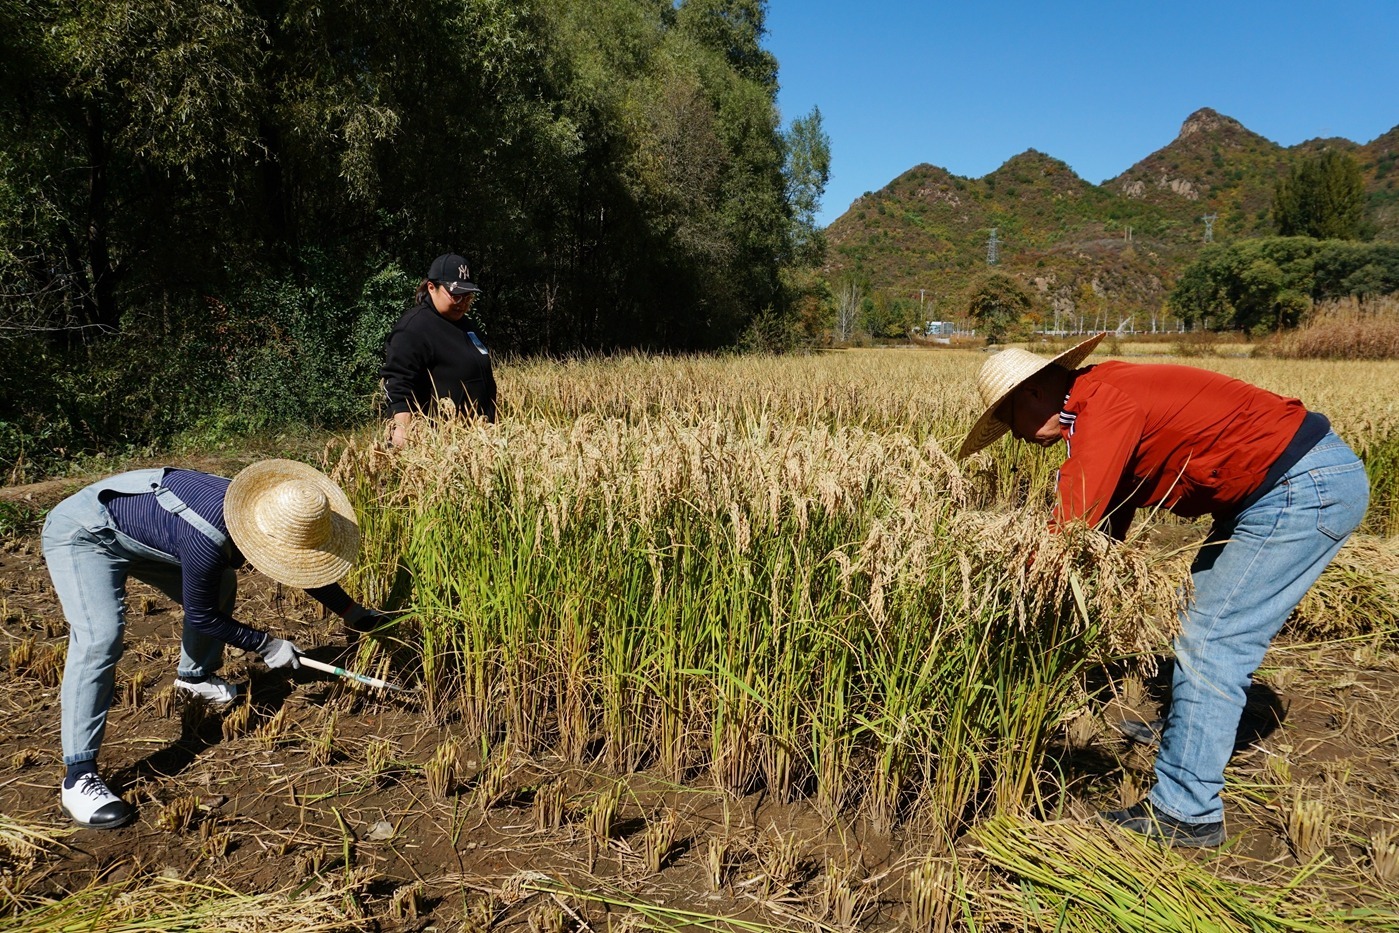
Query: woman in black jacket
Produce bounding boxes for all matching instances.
[381,253,498,447]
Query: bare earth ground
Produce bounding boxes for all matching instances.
[2,477,1398,929]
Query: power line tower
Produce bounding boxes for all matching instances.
[1201,213,1217,243]
[986,228,999,266]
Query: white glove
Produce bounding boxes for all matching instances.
[257,635,301,670]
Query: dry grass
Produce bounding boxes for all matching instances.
[0,816,70,883]
[1263,296,1399,361]
[0,873,371,932]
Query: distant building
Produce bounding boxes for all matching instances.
[924,321,955,337]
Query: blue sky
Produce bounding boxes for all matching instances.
[765,1,1399,227]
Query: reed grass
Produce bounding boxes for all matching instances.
[1264,296,1399,362]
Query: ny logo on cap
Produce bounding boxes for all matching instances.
[459,264,470,280]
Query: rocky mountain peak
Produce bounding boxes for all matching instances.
[1177,108,1245,140]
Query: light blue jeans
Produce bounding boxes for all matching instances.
[42,471,234,767]
[1151,432,1370,824]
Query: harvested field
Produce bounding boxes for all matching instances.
[2,348,1398,931]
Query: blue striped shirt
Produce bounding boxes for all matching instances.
[103,469,351,651]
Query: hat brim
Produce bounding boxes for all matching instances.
[225,460,360,588]
[957,333,1107,459]
[444,281,481,296]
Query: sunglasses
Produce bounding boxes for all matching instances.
[434,282,477,302]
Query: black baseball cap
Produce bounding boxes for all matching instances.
[427,253,481,296]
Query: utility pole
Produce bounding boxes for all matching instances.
[986,228,999,266]
[1202,213,1217,243]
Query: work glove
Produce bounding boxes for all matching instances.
[257,635,302,670]
[344,604,392,638]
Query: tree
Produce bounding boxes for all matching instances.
[0,0,813,477]
[968,273,1033,344]
[834,278,862,344]
[783,106,830,268]
[1272,150,1366,240]
[1168,237,1399,333]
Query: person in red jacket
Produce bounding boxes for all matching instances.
[959,334,1370,846]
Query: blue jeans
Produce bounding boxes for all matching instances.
[1151,432,1369,824]
[42,472,234,767]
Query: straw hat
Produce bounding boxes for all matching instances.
[957,334,1107,459]
[225,459,360,588]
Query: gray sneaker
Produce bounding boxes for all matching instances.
[174,674,238,705]
[1098,800,1225,848]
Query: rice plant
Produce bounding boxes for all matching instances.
[1286,793,1331,861]
[335,406,1179,840]
[638,806,680,875]
[906,855,961,933]
[585,782,622,871]
[156,794,201,834]
[424,739,460,799]
[1370,828,1399,885]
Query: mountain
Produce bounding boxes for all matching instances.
[824,108,1399,327]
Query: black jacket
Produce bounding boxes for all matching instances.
[381,300,497,421]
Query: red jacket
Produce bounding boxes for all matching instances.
[1055,361,1306,535]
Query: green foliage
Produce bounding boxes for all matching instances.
[0,499,43,542]
[784,106,831,268]
[217,255,412,431]
[1169,238,1399,333]
[0,0,820,476]
[1273,149,1367,240]
[968,273,1034,343]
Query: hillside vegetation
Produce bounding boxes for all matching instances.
[827,108,1399,331]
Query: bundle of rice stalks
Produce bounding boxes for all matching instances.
[974,813,1399,932]
[0,873,370,931]
[1288,536,1399,641]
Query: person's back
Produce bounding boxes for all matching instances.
[1057,360,1310,525]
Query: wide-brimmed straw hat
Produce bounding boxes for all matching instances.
[957,333,1107,459]
[225,459,360,588]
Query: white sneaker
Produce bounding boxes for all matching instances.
[61,772,135,829]
[173,674,238,705]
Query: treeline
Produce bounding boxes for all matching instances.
[0,0,829,478]
[1169,238,1399,334]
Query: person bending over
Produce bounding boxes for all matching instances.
[43,459,391,829]
[959,334,1369,847]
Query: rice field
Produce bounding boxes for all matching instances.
[2,346,1398,930]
